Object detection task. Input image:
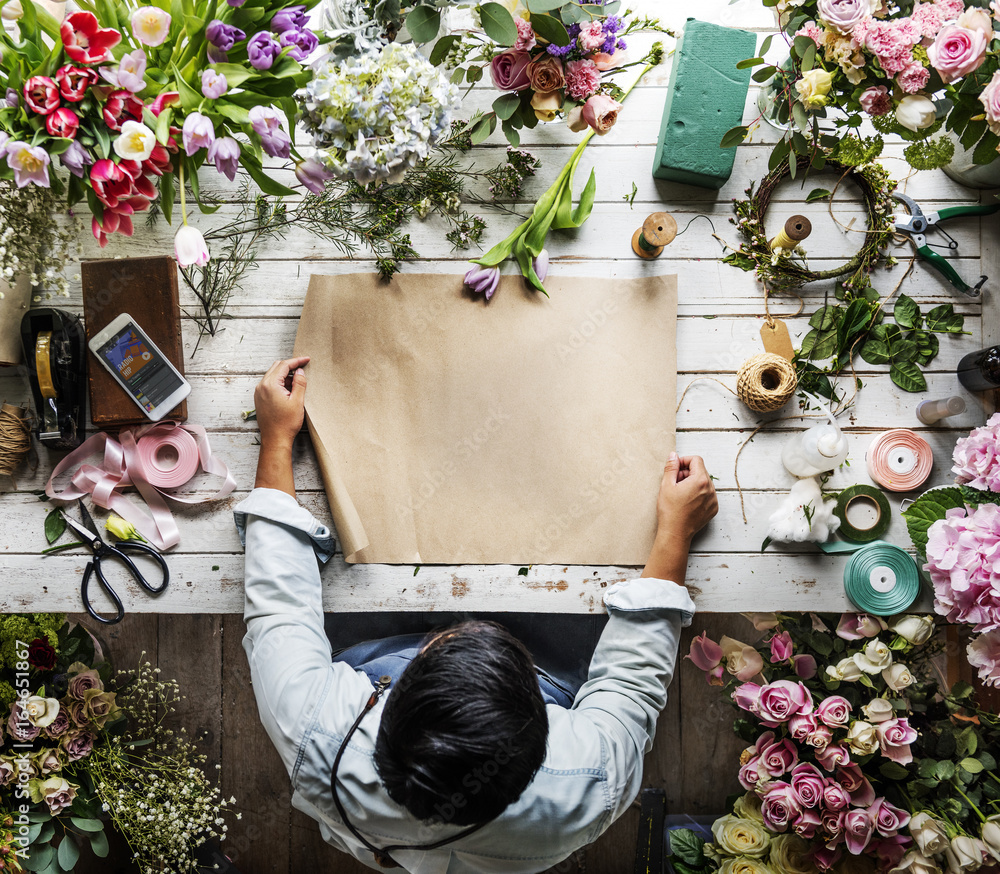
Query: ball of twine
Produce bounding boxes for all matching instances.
[0,403,31,482]
[736,353,797,412]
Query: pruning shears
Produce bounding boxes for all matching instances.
[892,192,1000,296]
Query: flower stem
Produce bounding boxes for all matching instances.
[178,158,188,227]
[954,783,987,823]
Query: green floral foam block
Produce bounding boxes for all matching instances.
[652,19,756,190]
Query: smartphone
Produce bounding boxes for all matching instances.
[88,313,191,421]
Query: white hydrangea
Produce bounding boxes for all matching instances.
[299,43,461,185]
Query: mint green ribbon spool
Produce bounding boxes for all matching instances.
[822,540,920,616]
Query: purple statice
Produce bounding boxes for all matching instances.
[603,15,622,33]
[616,38,626,51]
[546,39,576,56]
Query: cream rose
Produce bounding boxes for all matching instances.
[956,8,993,39]
[719,858,778,874]
[862,698,895,723]
[890,851,941,874]
[910,812,950,856]
[721,636,765,681]
[883,663,914,692]
[712,815,772,859]
[769,834,819,874]
[827,657,864,682]
[734,791,765,825]
[947,836,984,873]
[854,639,893,674]
[983,815,1000,863]
[25,696,60,728]
[890,615,935,645]
[845,720,879,755]
[795,68,834,110]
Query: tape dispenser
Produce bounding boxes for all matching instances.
[20,308,87,449]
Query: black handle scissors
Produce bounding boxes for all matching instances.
[62,499,169,625]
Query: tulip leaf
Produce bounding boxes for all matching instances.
[479,2,518,46]
[172,64,203,112]
[240,153,296,198]
[160,172,175,225]
[529,12,570,46]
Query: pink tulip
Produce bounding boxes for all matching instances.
[150,91,180,117]
[174,225,210,267]
[769,631,794,663]
[686,632,723,671]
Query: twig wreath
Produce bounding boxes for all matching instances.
[723,155,898,291]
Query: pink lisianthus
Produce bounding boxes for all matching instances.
[795,20,825,45]
[761,782,802,832]
[912,2,945,38]
[578,19,605,52]
[968,630,1000,687]
[564,59,600,100]
[793,653,818,679]
[581,94,622,135]
[757,680,814,726]
[927,24,989,83]
[876,717,917,764]
[925,504,1000,633]
[844,808,875,854]
[816,695,852,728]
[953,413,1000,490]
[871,797,911,837]
[836,763,876,806]
[898,62,931,93]
[815,742,850,771]
[836,613,886,639]
[860,85,893,115]
[513,17,535,52]
[769,631,794,663]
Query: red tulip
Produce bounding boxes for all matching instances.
[61,11,121,65]
[46,107,80,139]
[102,89,143,131]
[55,65,98,102]
[23,76,60,115]
[149,91,180,117]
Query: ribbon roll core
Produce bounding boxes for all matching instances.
[866,429,933,492]
[843,542,920,616]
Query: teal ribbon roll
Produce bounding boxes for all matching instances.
[820,540,921,616]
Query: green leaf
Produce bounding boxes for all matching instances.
[912,331,939,366]
[806,188,831,203]
[69,817,103,833]
[893,294,920,330]
[405,5,441,43]
[668,829,706,867]
[960,757,985,774]
[890,361,927,392]
[429,33,459,66]
[925,304,964,334]
[44,508,65,544]
[480,2,519,45]
[736,57,765,69]
[502,121,521,147]
[721,125,749,148]
[859,340,890,365]
[57,836,79,870]
[526,0,565,10]
[889,339,919,364]
[809,305,838,331]
[838,298,872,350]
[937,759,956,780]
[902,486,965,556]
[879,761,910,780]
[89,829,109,858]
[493,92,520,121]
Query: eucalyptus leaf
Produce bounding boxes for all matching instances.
[480,1,519,45]
[529,11,570,46]
[890,361,927,392]
[526,0,565,11]
[493,93,520,121]
[57,836,79,871]
[429,33,459,65]
[405,5,441,42]
[721,126,749,148]
[89,829,109,858]
[69,817,104,833]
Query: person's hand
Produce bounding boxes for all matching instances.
[254,356,310,449]
[654,452,718,544]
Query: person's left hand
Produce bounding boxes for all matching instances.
[254,356,310,448]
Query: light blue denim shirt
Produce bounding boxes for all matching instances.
[235,488,696,874]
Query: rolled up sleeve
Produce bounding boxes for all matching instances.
[572,578,696,823]
[234,488,371,777]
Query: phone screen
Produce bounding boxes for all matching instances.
[97,323,183,413]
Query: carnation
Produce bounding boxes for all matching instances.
[925,503,1000,633]
[897,62,930,93]
[298,43,460,185]
[795,21,825,45]
[952,412,1000,491]
[934,0,966,19]
[564,59,600,100]
[967,630,1000,687]
[912,3,944,38]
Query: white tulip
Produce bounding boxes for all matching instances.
[174,226,210,267]
[896,94,937,132]
[113,120,157,162]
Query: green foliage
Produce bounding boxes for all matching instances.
[904,137,956,171]
[901,487,965,557]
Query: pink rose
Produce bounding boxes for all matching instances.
[769,631,794,663]
[815,743,850,771]
[578,19,605,52]
[762,782,801,832]
[591,51,625,71]
[927,24,988,83]
[813,845,843,872]
[67,667,103,701]
[738,756,766,790]
[759,736,799,776]
[41,707,70,739]
[844,808,875,854]
[822,780,850,810]
[59,728,95,762]
[490,50,532,92]
[564,58,600,100]
[836,613,886,640]
[687,632,723,671]
[527,55,566,93]
[792,807,822,839]
[968,630,1000,687]
[817,0,874,33]
[871,834,911,868]
[733,682,762,713]
[836,763,876,806]
[806,724,833,750]
[876,718,917,764]
[757,680,814,726]
[821,808,845,840]
[793,654,818,679]
[581,94,622,135]
[513,18,535,53]
[816,695,852,728]
[790,763,826,808]
[860,85,893,115]
[871,797,911,837]
[897,62,931,93]
[7,702,40,742]
[789,713,817,741]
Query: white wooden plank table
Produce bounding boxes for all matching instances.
[2,0,997,614]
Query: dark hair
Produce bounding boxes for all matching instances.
[373,621,548,826]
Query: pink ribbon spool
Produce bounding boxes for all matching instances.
[46,421,236,550]
[866,429,933,492]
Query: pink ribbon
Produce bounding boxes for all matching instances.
[46,421,236,550]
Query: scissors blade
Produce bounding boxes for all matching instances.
[62,514,101,550]
[76,499,103,540]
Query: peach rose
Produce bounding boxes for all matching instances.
[592,51,626,71]
[531,89,562,121]
[581,94,622,135]
[527,55,565,93]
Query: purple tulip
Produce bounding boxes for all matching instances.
[208,136,240,181]
[533,249,549,283]
[201,68,228,99]
[247,31,280,70]
[248,105,290,158]
[271,4,307,33]
[182,111,215,156]
[464,264,501,301]
[227,0,246,5]
[207,44,229,64]
[295,158,332,194]
[5,87,18,108]
[205,19,245,51]
[60,140,93,177]
[278,28,318,62]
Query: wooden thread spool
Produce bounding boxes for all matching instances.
[769,214,812,251]
[631,212,677,259]
[736,353,797,412]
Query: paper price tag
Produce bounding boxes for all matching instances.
[760,319,794,362]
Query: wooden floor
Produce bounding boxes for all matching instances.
[71,612,756,873]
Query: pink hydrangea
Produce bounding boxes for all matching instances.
[912,3,945,38]
[564,59,600,100]
[514,18,535,53]
[795,20,825,45]
[953,412,1000,491]
[926,504,1000,633]
[968,630,1000,687]
[578,20,605,53]
[934,0,966,19]
[897,62,931,92]
[860,85,893,115]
